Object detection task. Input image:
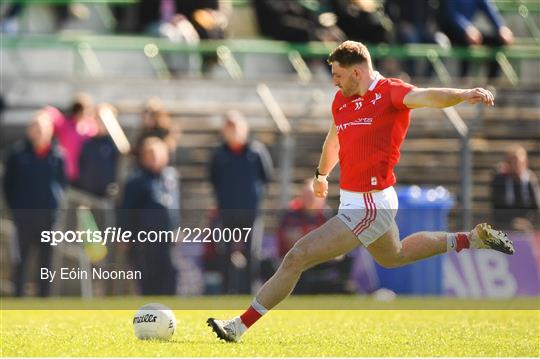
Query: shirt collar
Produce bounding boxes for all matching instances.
[368,71,381,92]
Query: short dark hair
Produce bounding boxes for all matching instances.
[70,93,93,116]
[327,41,371,67]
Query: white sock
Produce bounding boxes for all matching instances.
[235,316,247,334]
[236,299,268,334]
[251,298,268,315]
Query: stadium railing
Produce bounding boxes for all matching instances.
[2,35,539,86]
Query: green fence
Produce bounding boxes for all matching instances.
[2,35,539,85]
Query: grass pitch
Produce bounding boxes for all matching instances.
[1,296,538,357]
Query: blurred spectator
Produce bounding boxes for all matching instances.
[209,110,273,294]
[0,4,22,34]
[0,3,91,34]
[491,145,540,230]
[329,0,396,75]
[43,93,97,183]
[130,0,200,41]
[277,179,328,256]
[155,13,201,74]
[268,179,352,294]
[125,0,229,73]
[3,111,66,297]
[132,0,178,33]
[131,0,229,38]
[385,0,443,77]
[437,0,514,79]
[251,0,345,42]
[330,0,391,44]
[119,137,179,295]
[175,0,231,72]
[78,103,120,198]
[159,13,200,43]
[134,98,177,160]
[176,0,231,40]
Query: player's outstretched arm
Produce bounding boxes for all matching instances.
[314,124,339,198]
[403,87,495,109]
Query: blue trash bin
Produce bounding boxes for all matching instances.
[375,186,454,295]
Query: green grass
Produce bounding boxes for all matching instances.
[1,297,539,357]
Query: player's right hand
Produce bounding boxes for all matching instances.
[462,88,495,106]
[313,178,329,198]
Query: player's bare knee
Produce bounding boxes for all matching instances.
[281,246,309,273]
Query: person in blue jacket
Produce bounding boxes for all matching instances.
[119,136,179,295]
[3,111,66,297]
[209,110,273,294]
[438,0,514,79]
[77,103,120,197]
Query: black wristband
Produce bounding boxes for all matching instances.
[315,168,327,180]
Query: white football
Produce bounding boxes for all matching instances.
[133,303,176,340]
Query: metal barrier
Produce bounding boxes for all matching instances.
[256,83,294,208]
[2,35,539,84]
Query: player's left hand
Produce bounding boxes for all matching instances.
[462,88,495,106]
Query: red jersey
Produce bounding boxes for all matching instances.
[332,73,415,192]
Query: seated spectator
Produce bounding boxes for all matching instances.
[132,0,179,34]
[119,137,179,295]
[491,145,539,230]
[158,13,200,44]
[0,4,23,34]
[251,0,345,43]
[437,0,514,79]
[43,93,97,183]
[385,0,443,77]
[1,3,89,34]
[329,0,397,75]
[176,0,231,41]
[3,110,66,296]
[157,14,202,74]
[130,0,228,38]
[78,103,121,198]
[271,179,353,294]
[128,0,229,74]
[177,0,233,72]
[330,0,391,44]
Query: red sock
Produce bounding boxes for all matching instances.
[455,232,470,252]
[240,306,263,328]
